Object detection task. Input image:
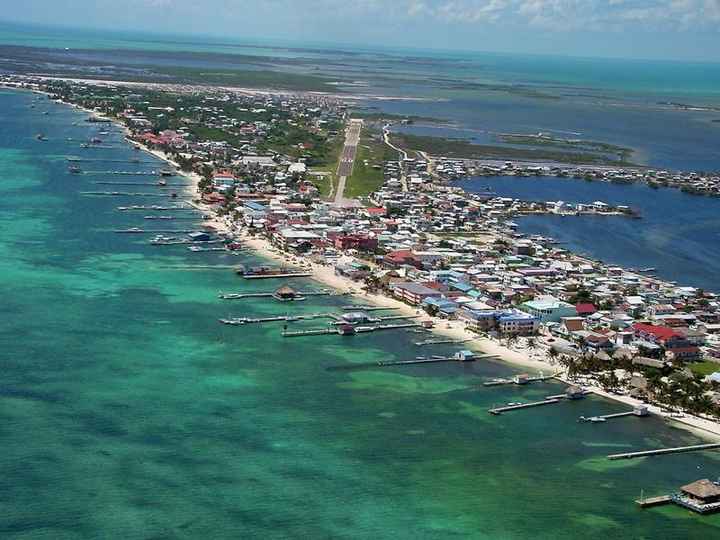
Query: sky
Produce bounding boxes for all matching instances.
[3,0,720,61]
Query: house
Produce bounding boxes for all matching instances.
[576,303,597,316]
[383,250,423,269]
[212,170,237,188]
[392,282,443,305]
[632,323,701,361]
[457,308,498,332]
[521,295,577,323]
[496,310,540,336]
[334,234,378,252]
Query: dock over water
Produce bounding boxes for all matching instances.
[489,399,562,415]
[608,442,720,460]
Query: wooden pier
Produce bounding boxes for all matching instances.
[488,399,562,415]
[219,291,332,300]
[483,374,558,387]
[219,313,330,326]
[83,170,171,176]
[415,338,472,347]
[243,272,313,280]
[608,443,720,460]
[81,192,181,198]
[282,322,420,338]
[579,406,649,423]
[636,495,672,508]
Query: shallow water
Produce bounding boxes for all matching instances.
[2,90,720,538]
[458,176,720,292]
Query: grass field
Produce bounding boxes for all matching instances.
[346,134,397,198]
[689,360,720,378]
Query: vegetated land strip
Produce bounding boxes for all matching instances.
[394,133,638,166]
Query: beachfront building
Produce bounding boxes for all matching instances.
[457,308,499,332]
[632,323,702,361]
[520,295,577,323]
[392,282,443,306]
[497,310,540,336]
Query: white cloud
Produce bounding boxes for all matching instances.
[399,0,720,30]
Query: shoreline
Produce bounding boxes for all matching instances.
[28,85,720,443]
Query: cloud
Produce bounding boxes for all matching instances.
[399,0,720,30]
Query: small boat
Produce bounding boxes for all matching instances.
[68,165,82,174]
[36,133,48,141]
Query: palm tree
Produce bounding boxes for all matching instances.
[547,348,559,365]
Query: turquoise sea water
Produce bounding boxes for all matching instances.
[3,92,720,538]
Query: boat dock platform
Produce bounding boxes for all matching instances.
[219,313,330,326]
[580,406,649,423]
[81,192,181,198]
[82,170,172,176]
[489,399,562,415]
[608,443,720,460]
[219,290,332,300]
[93,181,185,187]
[67,157,157,164]
[415,338,472,347]
[483,374,557,387]
[342,306,398,312]
[243,272,313,280]
[282,322,421,338]
[636,495,672,508]
[114,229,196,234]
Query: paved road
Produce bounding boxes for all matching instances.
[334,119,363,205]
[383,127,409,192]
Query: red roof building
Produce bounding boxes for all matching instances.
[576,303,597,316]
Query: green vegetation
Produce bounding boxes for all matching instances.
[395,133,638,166]
[351,110,442,124]
[689,360,720,378]
[498,134,634,161]
[346,133,397,198]
[310,135,344,198]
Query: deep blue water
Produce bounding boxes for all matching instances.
[458,176,720,291]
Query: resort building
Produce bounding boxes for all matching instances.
[520,295,577,323]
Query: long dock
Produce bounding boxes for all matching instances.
[243,272,313,280]
[483,374,557,387]
[415,338,472,347]
[93,181,186,187]
[282,322,420,338]
[608,443,720,460]
[67,157,157,164]
[219,313,330,326]
[219,291,332,300]
[489,399,561,415]
[81,192,181,198]
[579,408,649,423]
[83,170,169,176]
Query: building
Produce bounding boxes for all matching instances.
[673,479,720,514]
[457,308,498,332]
[632,323,701,361]
[334,234,378,252]
[496,310,540,336]
[521,295,577,323]
[392,282,443,306]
